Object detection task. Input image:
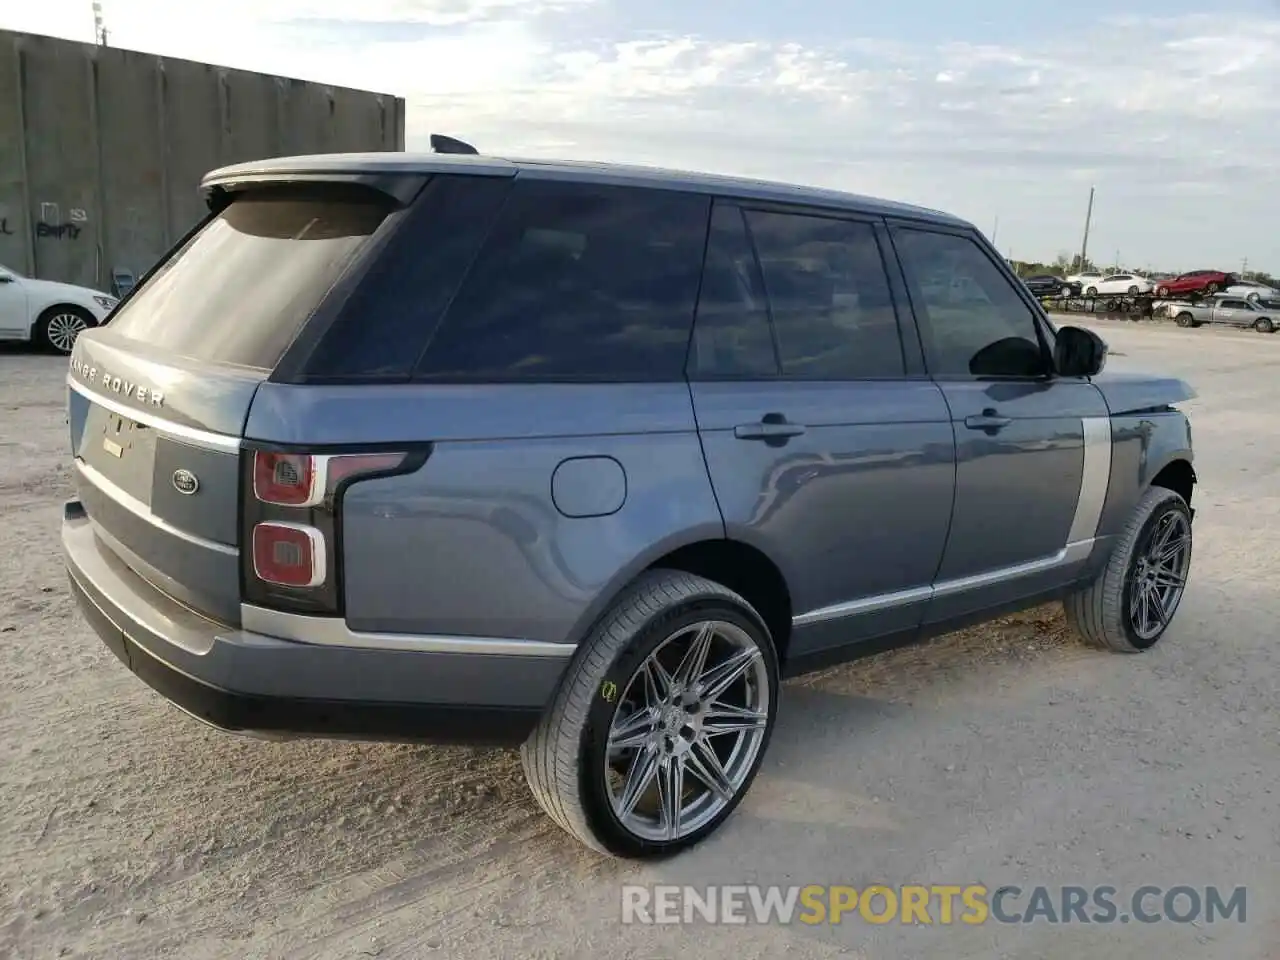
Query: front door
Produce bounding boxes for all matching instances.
[888,224,1112,624]
[688,202,957,661]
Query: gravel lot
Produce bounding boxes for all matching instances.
[2,319,1278,960]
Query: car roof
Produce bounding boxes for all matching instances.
[201,151,971,228]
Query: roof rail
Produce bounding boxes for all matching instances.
[430,134,479,155]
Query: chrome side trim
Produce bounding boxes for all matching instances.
[241,604,578,658]
[792,538,1097,627]
[1066,416,1113,544]
[75,460,239,557]
[67,378,243,452]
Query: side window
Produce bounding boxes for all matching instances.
[414,179,711,381]
[1220,299,1247,310]
[300,175,511,380]
[688,204,778,377]
[894,228,1047,378]
[743,209,905,379]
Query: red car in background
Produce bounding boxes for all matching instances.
[1155,270,1238,298]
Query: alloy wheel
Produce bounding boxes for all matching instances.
[603,620,770,843]
[46,312,89,353]
[1127,508,1192,643]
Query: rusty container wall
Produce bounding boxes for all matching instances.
[0,29,405,290]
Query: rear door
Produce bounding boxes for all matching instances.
[887,223,1111,624]
[688,201,956,660]
[66,182,406,625]
[1214,298,1249,326]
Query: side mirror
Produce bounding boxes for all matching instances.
[1054,325,1108,378]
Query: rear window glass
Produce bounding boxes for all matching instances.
[106,190,390,370]
[413,179,711,382]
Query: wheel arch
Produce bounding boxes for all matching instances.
[563,533,795,669]
[1148,455,1196,508]
[31,301,98,338]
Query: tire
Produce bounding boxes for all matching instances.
[1086,286,1098,297]
[1255,317,1274,334]
[1064,486,1193,653]
[521,569,780,859]
[1060,286,1073,298]
[1127,285,1139,295]
[1156,286,1170,297]
[1205,283,1219,294]
[34,305,94,355]
[1175,312,1194,328]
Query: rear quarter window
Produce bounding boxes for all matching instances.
[412,179,712,382]
[106,189,391,370]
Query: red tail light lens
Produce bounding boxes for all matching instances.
[242,447,418,617]
[252,522,326,588]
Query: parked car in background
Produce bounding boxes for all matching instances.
[1168,295,1277,332]
[1083,273,1154,296]
[0,263,118,354]
[1154,270,1237,298]
[1022,274,1077,297]
[1222,279,1279,301]
[1067,270,1104,289]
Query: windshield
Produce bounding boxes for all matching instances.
[105,189,392,370]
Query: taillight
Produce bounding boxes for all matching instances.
[253,452,320,506]
[241,449,418,616]
[252,522,326,587]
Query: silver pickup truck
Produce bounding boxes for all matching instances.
[1169,295,1278,332]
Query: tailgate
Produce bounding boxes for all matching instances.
[67,331,263,626]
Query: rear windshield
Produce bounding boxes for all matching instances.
[105,189,390,370]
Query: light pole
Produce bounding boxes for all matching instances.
[1078,186,1094,272]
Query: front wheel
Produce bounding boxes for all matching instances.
[1156,285,1170,297]
[521,570,779,858]
[1255,318,1275,334]
[1086,286,1098,297]
[1175,312,1195,328]
[1064,486,1193,653]
[1127,285,1139,295]
[35,305,95,355]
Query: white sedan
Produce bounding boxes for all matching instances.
[1080,273,1155,296]
[1224,280,1279,301]
[0,263,118,354]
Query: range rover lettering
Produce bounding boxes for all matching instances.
[62,143,1198,859]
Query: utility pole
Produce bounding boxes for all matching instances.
[1078,186,1094,272]
[92,0,109,45]
[1242,256,1248,276]
[991,215,999,247]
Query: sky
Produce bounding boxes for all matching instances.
[5,0,1278,273]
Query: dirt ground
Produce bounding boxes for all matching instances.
[2,319,1278,959]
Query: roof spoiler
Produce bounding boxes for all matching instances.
[430,134,479,155]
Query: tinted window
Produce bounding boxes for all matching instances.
[1220,299,1248,309]
[106,189,391,369]
[894,228,1047,378]
[688,204,778,377]
[299,176,512,381]
[414,180,710,381]
[744,209,904,378]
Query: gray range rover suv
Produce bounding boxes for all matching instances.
[62,146,1197,859]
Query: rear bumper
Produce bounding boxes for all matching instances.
[63,501,566,746]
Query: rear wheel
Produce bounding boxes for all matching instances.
[1156,285,1170,297]
[1255,317,1274,333]
[35,305,94,355]
[1064,486,1193,653]
[1086,286,1098,297]
[1205,283,1220,294]
[521,569,779,858]
[1175,312,1195,328]
[1127,285,1139,295]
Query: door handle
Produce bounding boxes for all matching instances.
[964,411,1012,431]
[734,415,806,442]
